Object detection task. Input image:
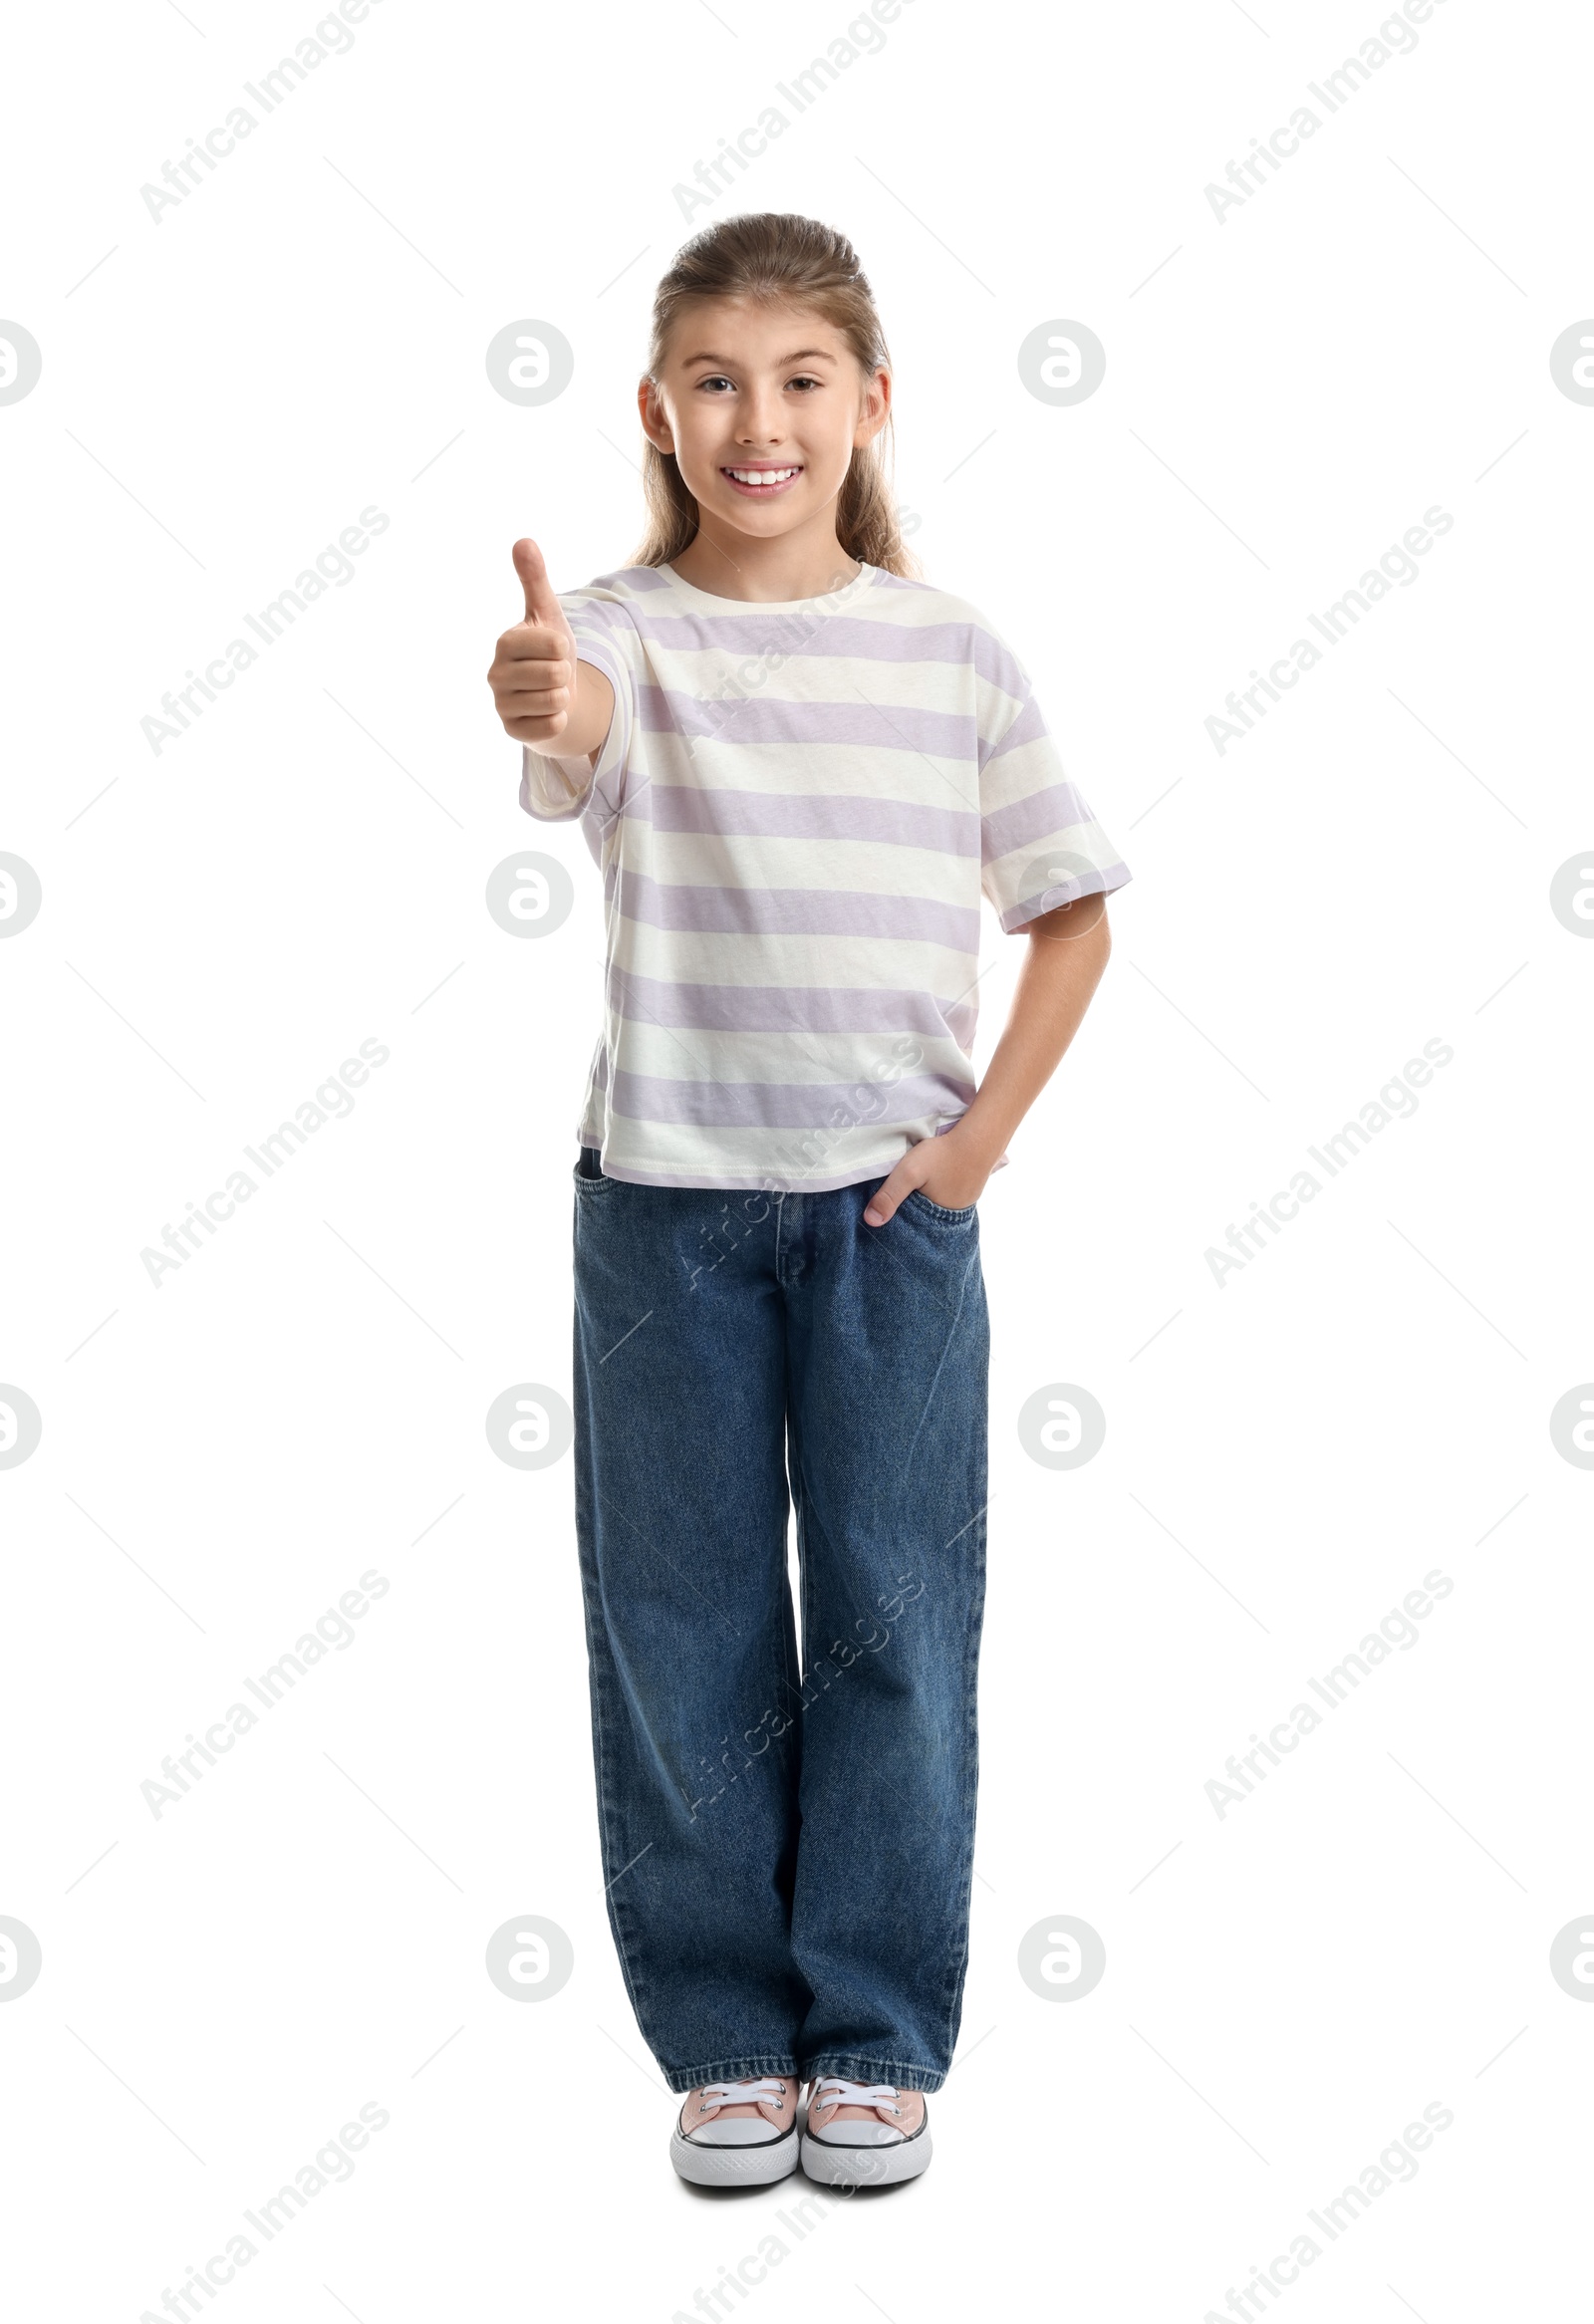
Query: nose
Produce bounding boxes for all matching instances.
[733,385,787,448]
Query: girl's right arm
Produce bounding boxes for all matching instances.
[487,537,615,776]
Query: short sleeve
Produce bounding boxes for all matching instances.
[518,593,635,824]
[978,678,1132,931]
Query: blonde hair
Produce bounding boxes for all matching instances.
[631,211,920,579]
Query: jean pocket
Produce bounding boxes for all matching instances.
[905,1187,978,1225]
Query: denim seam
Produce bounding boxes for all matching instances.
[573,1242,657,2059]
[950,1344,991,2064]
[583,1539,654,2044]
[936,1492,986,2070]
[895,1231,979,1503]
[929,1298,988,2074]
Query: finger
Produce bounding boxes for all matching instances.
[496,685,571,718]
[492,647,568,684]
[862,1170,915,1226]
[496,624,568,663]
[504,711,571,743]
[490,657,570,700]
[512,536,566,629]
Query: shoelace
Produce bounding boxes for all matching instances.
[810,2078,903,2115]
[697,2077,787,2112]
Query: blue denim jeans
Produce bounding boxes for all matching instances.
[571,1146,989,2095]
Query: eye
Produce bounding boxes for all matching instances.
[787,375,823,391]
[695,374,734,392]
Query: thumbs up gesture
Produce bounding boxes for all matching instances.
[487,538,583,751]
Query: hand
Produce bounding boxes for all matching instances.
[862,1121,996,1226]
[487,538,579,752]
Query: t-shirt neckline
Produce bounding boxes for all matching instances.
[658,558,880,614]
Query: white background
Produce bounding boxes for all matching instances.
[2,0,1590,2316]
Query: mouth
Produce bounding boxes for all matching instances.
[720,463,803,498]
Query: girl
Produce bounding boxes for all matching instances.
[486,212,1131,2189]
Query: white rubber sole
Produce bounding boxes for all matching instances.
[800,2123,932,2187]
[669,2127,799,2187]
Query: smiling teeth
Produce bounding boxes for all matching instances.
[727,467,799,483]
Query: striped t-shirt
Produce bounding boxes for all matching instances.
[519,558,1132,1192]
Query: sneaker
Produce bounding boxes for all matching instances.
[801,2078,931,2186]
[669,2077,799,2187]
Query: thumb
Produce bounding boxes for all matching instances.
[512,536,564,629]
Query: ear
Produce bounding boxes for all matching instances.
[854,368,891,446]
[637,376,674,454]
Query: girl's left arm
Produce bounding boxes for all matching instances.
[862,897,1113,1227]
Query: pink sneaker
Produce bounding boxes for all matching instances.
[669,2076,799,2186]
[802,2078,931,2186]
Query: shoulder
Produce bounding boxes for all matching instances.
[557,565,664,609]
[556,567,669,649]
[865,567,979,623]
[867,568,1020,648]
[866,569,1032,703]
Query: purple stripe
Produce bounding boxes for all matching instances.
[986,687,1047,759]
[644,783,979,855]
[637,683,978,759]
[610,1067,974,1131]
[980,780,1096,864]
[944,999,975,1048]
[979,686,1049,771]
[565,601,635,642]
[611,868,979,952]
[604,965,975,1039]
[571,633,630,741]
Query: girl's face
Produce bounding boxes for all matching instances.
[640,297,890,544]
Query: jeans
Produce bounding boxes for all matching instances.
[570,1146,989,2095]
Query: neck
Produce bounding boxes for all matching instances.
[667,516,861,604]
